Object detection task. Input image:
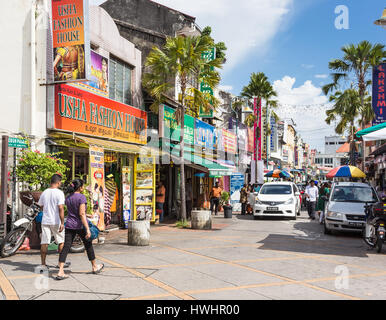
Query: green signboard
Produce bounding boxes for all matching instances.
[201,48,216,62]
[162,105,194,145]
[8,137,28,149]
[199,47,216,118]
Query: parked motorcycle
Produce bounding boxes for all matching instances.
[0,194,85,258]
[363,198,386,253]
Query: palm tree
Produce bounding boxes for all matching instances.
[241,72,278,162]
[143,35,223,222]
[325,88,362,164]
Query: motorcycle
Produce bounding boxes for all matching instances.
[0,194,85,258]
[363,198,386,253]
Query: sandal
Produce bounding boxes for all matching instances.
[92,263,104,274]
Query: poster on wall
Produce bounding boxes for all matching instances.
[72,50,108,97]
[134,156,156,221]
[50,0,90,82]
[122,166,131,228]
[89,145,105,231]
[372,63,386,125]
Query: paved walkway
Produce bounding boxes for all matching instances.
[1,211,386,300]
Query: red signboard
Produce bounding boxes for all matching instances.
[247,127,254,153]
[53,84,147,144]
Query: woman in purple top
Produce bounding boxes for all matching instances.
[55,179,104,280]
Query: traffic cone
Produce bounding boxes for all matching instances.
[18,237,30,251]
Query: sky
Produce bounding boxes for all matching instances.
[92,0,385,151]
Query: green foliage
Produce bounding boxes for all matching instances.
[220,191,230,206]
[176,220,190,229]
[15,149,69,191]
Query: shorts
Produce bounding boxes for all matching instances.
[41,224,65,245]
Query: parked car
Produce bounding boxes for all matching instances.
[323,182,380,234]
[254,182,301,220]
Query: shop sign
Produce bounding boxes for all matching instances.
[122,166,131,228]
[194,119,215,150]
[72,50,108,97]
[52,84,147,144]
[89,145,105,231]
[247,127,254,153]
[230,173,244,207]
[222,129,237,154]
[159,105,194,145]
[50,0,90,83]
[372,63,386,125]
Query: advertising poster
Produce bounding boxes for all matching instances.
[134,156,155,221]
[194,119,215,150]
[89,145,105,231]
[72,50,108,97]
[122,166,131,228]
[372,63,386,125]
[238,123,248,151]
[222,129,237,154]
[53,84,147,144]
[51,0,90,82]
[247,127,254,153]
[230,174,244,211]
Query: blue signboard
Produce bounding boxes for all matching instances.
[194,119,215,150]
[372,63,386,125]
[230,173,244,205]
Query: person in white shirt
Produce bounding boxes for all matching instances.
[305,180,319,220]
[37,174,66,268]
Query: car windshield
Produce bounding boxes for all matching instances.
[260,185,292,195]
[331,186,378,203]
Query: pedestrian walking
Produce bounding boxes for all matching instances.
[247,185,255,215]
[240,184,248,215]
[305,180,318,220]
[55,179,104,280]
[210,182,222,215]
[317,182,331,224]
[37,174,69,269]
[156,181,166,222]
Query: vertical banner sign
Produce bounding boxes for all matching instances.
[253,98,262,161]
[89,145,105,231]
[230,174,244,212]
[372,63,386,125]
[122,166,131,228]
[133,156,156,222]
[51,0,90,82]
[199,47,215,118]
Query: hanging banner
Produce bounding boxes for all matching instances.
[222,129,237,154]
[122,166,131,228]
[72,50,108,97]
[238,123,248,151]
[133,156,156,222]
[194,119,215,150]
[247,127,254,153]
[89,145,105,231]
[52,84,147,144]
[372,63,386,125]
[50,0,90,82]
[230,173,244,211]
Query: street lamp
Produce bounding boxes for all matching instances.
[374,8,386,29]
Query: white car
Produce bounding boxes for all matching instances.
[254,182,301,220]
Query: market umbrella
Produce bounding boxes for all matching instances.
[265,169,292,178]
[326,165,366,179]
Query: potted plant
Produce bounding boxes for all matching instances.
[15,149,69,204]
[220,191,232,218]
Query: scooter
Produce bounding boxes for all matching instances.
[363,198,386,253]
[0,194,85,258]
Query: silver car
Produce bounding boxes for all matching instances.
[324,182,380,234]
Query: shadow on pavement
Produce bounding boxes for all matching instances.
[0,259,43,273]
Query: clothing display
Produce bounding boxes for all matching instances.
[104,177,118,226]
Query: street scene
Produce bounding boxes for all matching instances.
[0,0,385,305]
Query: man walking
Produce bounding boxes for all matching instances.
[38,174,68,269]
[156,181,166,223]
[210,182,222,215]
[240,184,248,215]
[305,180,318,220]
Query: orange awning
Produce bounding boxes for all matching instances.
[336,142,350,153]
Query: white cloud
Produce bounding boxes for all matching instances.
[301,64,315,69]
[150,0,294,73]
[272,76,335,151]
[315,74,328,79]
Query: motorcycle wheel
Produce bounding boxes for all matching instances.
[362,228,376,248]
[70,234,85,253]
[377,238,383,253]
[0,228,27,258]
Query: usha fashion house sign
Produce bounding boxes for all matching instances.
[52,84,147,144]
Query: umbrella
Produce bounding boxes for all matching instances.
[265,169,292,178]
[326,165,366,179]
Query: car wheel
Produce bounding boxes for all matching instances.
[324,222,332,235]
[291,215,297,221]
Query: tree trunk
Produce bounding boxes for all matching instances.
[179,90,187,222]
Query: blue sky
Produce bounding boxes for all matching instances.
[92,0,385,151]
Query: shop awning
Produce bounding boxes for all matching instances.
[336,142,350,153]
[356,122,386,138]
[164,141,235,176]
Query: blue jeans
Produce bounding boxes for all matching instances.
[156,202,164,222]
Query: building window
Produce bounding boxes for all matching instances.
[325,158,333,165]
[109,56,132,105]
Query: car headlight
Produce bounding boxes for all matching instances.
[284,198,294,205]
[327,211,343,219]
[255,197,262,205]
